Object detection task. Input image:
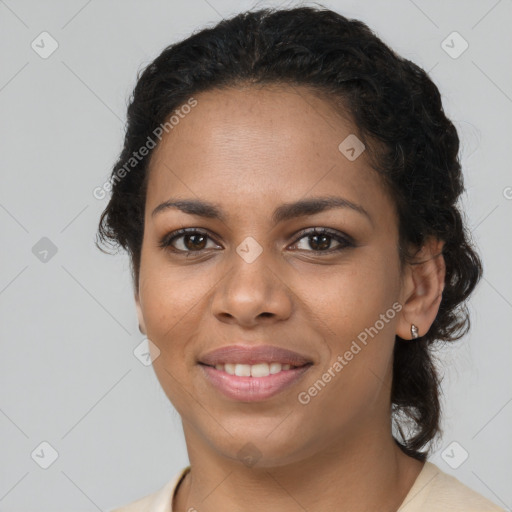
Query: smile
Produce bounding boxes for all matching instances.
[208,362,302,377]
[199,362,312,401]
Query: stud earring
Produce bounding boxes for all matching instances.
[411,324,419,339]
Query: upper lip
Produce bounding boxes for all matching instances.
[198,345,313,367]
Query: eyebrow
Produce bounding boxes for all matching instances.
[151,196,372,226]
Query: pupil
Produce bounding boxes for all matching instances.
[185,234,206,250]
[311,234,330,250]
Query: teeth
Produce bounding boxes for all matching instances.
[269,362,282,374]
[235,364,251,377]
[214,362,296,377]
[224,363,236,375]
[251,363,269,377]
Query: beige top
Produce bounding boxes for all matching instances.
[110,461,505,511]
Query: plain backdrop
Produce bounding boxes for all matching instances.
[1,0,511,510]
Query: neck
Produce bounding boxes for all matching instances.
[174,422,424,512]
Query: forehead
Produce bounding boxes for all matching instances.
[149,84,359,171]
[145,84,394,225]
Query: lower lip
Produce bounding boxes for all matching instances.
[199,364,312,402]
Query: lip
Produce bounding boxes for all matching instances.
[199,363,312,401]
[198,344,313,366]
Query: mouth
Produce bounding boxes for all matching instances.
[199,361,310,376]
[197,345,313,401]
[198,344,313,367]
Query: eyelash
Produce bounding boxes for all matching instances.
[158,227,354,256]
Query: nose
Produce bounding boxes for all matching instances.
[210,249,293,327]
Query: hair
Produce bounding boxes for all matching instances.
[96,4,482,461]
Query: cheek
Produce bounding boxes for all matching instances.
[300,256,399,401]
[296,276,398,436]
[139,265,207,347]
[140,269,205,408]
[300,254,399,340]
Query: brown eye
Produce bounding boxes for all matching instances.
[291,228,353,253]
[159,228,220,254]
[307,233,331,251]
[182,233,207,251]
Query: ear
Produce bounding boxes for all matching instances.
[134,289,147,335]
[396,237,446,340]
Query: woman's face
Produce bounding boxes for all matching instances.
[136,84,412,466]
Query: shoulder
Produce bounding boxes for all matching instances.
[109,466,190,512]
[398,461,505,512]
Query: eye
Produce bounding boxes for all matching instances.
[159,227,354,256]
[290,227,354,253]
[158,228,221,255]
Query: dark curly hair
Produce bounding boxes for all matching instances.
[96,5,482,462]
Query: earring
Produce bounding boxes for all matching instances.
[411,324,419,339]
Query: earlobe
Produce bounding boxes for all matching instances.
[396,237,446,340]
[134,292,147,335]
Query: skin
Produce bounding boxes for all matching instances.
[134,83,446,512]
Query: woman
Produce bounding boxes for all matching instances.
[98,5,504,511]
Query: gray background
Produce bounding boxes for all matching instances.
[1,0,511,510]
